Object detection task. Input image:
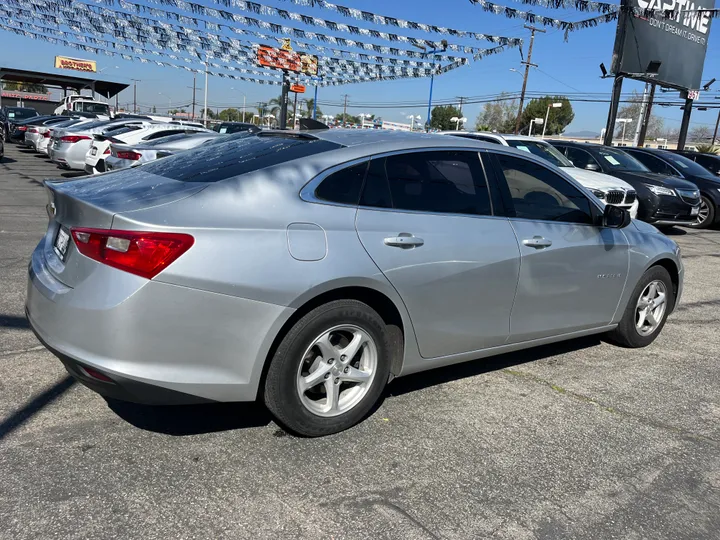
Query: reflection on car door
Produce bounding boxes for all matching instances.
[489,152,629,342]
[355,150,521,358]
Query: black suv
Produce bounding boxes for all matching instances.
[549,141,701,228]
[1,106,39,141]
[671,150,720,177]
[623,147,720,229]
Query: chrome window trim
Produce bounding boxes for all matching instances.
[300,147,496,217]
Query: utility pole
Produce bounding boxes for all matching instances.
[457,96,467,116]
[203,57,209,127]
[637,83,656,147]
[342,94,349,127]
[515,25,545,135]
[712,107,720,146]
[191,74,197,121]
[632,83,649,147]
[130,79,140,114]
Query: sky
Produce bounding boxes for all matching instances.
[1,0,719,133]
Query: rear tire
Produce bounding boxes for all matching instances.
[688,195,715,229]
[264,300,391,437]
[606,266,674,348]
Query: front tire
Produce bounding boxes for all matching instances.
[264,300,391,437]
[606,266,674,348]
[688,195,715,229]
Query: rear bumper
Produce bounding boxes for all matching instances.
[25,242,292,404]
[51,144,87,170]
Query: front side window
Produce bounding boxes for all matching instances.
[382,151,492,215]
[315,162,368,205]
[495,154,594,224]
[565,147,599,170]
[626,151,677,176]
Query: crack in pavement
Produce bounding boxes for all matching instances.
[502,368,720,446]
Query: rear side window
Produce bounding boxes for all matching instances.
[140,135,343,182]
[144,130,190,140]
[315,162,368,205]
[360,151,492,216]
[696,154,720,175]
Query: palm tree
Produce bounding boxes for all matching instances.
[267,94,296,123]
[304,98,322,118]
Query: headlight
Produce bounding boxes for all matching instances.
[645,184,676,197]
[591,189,605,199]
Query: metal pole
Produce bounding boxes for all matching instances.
[343,94,349,128]
[528,120,533,136]
[133,80,137,113]
[621,121,627,145]
[632,83,649,146]
[293,89,299,130]
[541,105,550,138]
[313,84,318,120]
[203,58,209,127]
[677,97,693,150]
[279,72,289,129]
[243,95,246,122]
[191,74,196,121]
[515,25,545,134]
[712,108,720,146]
[638,83,656,147]
[603,76,623,146]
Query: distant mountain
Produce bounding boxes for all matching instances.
[563,130,600,138]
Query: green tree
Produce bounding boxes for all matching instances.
[430,105,462,131]
[475,93,518,132]
[520,96,575,136]
[3,81,48,93]
[304,98,323,118]
[218,108,242,121]
[200,108,217,120]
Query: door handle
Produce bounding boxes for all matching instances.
[384,233,425,248]
[522,236,552,249]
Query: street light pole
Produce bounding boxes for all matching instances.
[541,102,562,139]
[203,56,209,127]
[413,41,447,133]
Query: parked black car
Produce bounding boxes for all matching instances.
[1,106,39,141]
[549,141,701,227]
[7,115,71,143]
[623,147,720,229]
[670,150,720,177]
[0,134,4,161]
[213,121,259,134]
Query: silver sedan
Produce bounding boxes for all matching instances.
[27,130,683,436]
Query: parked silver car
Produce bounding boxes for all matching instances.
[27,130,683,436]
[105,131,221,171]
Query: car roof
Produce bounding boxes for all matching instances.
[307,128,491,151]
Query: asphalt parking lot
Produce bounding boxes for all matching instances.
[1,143,719,540]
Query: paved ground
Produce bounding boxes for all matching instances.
[1,143,719,540]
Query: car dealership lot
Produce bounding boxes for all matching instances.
[1,144,720,539]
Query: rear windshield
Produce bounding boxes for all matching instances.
[140,134,343,182]
[594,147,649,172]
[506,139,573,168]
[6,108,38,120]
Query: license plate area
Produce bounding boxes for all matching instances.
[53,226,71,262]
[91,146,97,156]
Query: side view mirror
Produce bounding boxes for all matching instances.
[603,205,631,228]
[585,163,600,172]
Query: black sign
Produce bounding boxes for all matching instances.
[611,0,714,91]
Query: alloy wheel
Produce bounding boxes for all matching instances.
[296,325,378,417]
[693,198,711,227]
[635,280,667,336]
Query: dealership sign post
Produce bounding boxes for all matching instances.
[604,0,714,148]
[256,42,319,129]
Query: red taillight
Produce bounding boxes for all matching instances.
[43,131,51,138]
[70,228,194,279]
[103,146,111,155]
[79,365,114,383]
[61,135,91,143]
[18,126,27,131]
[28,128,38,134]
[116,150,142,160]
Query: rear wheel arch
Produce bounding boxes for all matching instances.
[259,286,406,397]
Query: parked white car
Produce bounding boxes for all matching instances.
[87,124,212,173]
[442,132,639,218]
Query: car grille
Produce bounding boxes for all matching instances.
[605,190,625,205]
[624,191,636,204]
[676,188,700,205]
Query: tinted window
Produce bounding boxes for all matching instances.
[140,134,342,182]
[383,151,491,215]
[496,154,594,224]
[144,130,190,140]
[661,152,716,178]
[565,147,599,170]
[80,102,110,115]
[506,139,572,168]
[315,162,368,205]
[6,108,37,120]
[626,151,677,176]
[694,154,720,175]
[360,158,392,208]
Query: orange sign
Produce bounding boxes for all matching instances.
[290,84,306,94]
[55,56,97,73]
[257,45,319,76]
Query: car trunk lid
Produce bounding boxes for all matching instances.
[42,170,207,287]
